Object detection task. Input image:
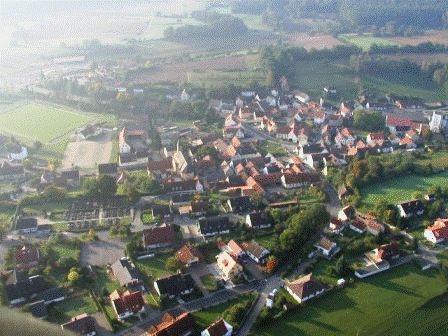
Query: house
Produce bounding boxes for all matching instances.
[246,211,274,229]
[281,173,320,189]
[424,218,448,244]
[334,128,355,147]
[150,204,172,220]
[356,214,385,236]
[201,319,233,336]
[111,258,143,288]
[191,200,209,216]
[338,205,356,222]
[110,290,145,321]
[142,225,176,250]
[15,245,39,269]
[175,244,204,266]
[15,217,38,234]
[0,161,25,181]
[349,218,367,234]
[314,237,340,257]
[147,312,196,336]
[38,286,66,305]
[97,163,118,177]
[61,169,80,188]
[163,179,200,193]
[78,125,102,140]
[374,242,400,261]
[397,200,425,218]
[226,240,244,259]
[198,216,232,237]
[154,273,195,298]
[242,240,270,264]
[227,196,253,213]
[216,251,243,280]
[298,144,328,160]
[5,274,46,305]
[61,314,97,336]
[147,158,173,178]
[286,274,325,304]
[30,300,47,319]
[8,145,28,161]
[329,217,346,234]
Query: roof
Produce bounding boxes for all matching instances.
[147,159,173,172]
[191,200,209,213]
[242,240,269,259]
[0,161,25,177]
[148,312,196,336]
[426,218,448,240]
[15,246,39,266]
[30,300,47,318]
[175,244,204,264]
[228,196,253,212]
[227,240,243,257]
[110,290,145,315]
[315,237,336,252]
[247,211,274,228]
[111,258,142,287]
[62,313,96,335]
[287,274,325,300]
[398,200,424,215]
[61,169,79,180]
[98,163,118,174]
[198,216,231,235]
[154,273,195,297]
[143,225,176,247]
[205,319,231,336]
[15,217,37,231]
[217,251,240,273]
[5,275,46,304]
[282,173,320,185]
[38,286,65,303]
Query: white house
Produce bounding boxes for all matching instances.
[286,274,325,304]
[201,319,233,336]
[314,237,340,257]
[424,218,448,244]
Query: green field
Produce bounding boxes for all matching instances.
[0,103,95,144]
[47,294,97,324]
[135,254,172,281]
[341,35,401,51]
[294,60,359,100]
[254,264,447,336]
[360,172,448,208]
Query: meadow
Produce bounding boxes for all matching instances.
[340,35,401,51]
[360,172,448,208]
[254,264,447,336]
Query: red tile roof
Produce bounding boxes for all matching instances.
[147,159,173,172]
[143,225,176,248]
[175,244,204,264]
[110,290,144,316]
[147,312,196,336]
[206,319,230,336]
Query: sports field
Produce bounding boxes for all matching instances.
[254,264,447,336]
[0,102,94,144]
[360,172,448,208]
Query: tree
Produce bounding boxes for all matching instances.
[353,109,385,132]
[97,175,117,196]
[335,254,347,276]
[33,140,43,150]
[165,256,183,272]
[42,185,68,202]
[67,269,79,282]
[264,255,279,274]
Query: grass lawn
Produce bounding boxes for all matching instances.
[360,172,448,208]
[48,294,98,324]
[92,267,121,296]
[53,244,79,260]
[254,264,446,336]
[256,233,278,252]
[415,151,448,169]
[189,68,265,87]
[200,274,217,292]
[193,292,255,330]
[135,254,172,282]
[309,258,339,286]
[341,35,401,51]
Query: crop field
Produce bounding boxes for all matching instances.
[360,172,448,208]
[254,264,447,336]
[388,30,448,46]
[340,35,401,51]
[0,102,94,144]
[286,33,343,50]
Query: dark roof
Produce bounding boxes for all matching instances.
[98,163,118,174]
[30,300,47,318]
[119,152,137,164]
[228,196,253,212]
[15,217,37,231]
[151,204,172,217]
[142,225,176,248]
[5,275,47,304]
[15,246,39,266]
[398,200,425,215]
[155,273,195,297]
[301,144,326,154]
[111,258,142,287]
[282,173,320,185]
[62,313,97,335]
[247,211,274,228]
[227,175,245,187]
[0,161,24,176]
[38,286,65,303]
[191,200,209,214]
[61,169,79,180]
[198,216,231,235]
[163,179,197,192]
[171,193,192,204]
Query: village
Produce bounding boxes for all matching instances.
[1,76,448,336]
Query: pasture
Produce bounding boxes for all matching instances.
[254,264,447,336]
[340,35,401,51]
[360,172,448,208]
[0,102,93,144]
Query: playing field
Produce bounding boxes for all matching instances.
[360,172,448,208]
[254,264,447,336]
[0,102,94,144]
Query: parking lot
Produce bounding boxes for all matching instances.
[80,233,127,266]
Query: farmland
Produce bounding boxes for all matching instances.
[254,264,447,336]
[388,30,448,46]
[340,35,401,51]
[360,172,448,208]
